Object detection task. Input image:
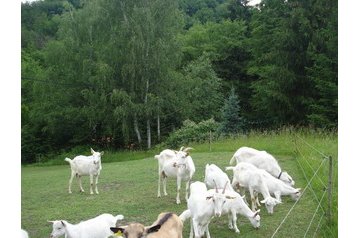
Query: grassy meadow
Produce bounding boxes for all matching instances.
[21,130,337,237]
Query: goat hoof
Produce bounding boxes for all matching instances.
[176,201,181,204]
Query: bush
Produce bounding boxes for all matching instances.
[164,118,219,148]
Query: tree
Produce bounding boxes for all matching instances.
[219,88,245,134]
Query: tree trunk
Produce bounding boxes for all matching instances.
[157,114,160,141]
[134,114,142,145]
[147,119,151,149]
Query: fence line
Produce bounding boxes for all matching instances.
[294,134,329,158]
[295,143,327,187]
[313,213,325,238]
[295,155,326,213]
[303,190,327,238]
[270,158,327,238]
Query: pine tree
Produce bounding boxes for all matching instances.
[220,88,245,134]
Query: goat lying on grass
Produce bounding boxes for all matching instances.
[65,148,104,194]
[110,212,183,238]
[49,213,124,238]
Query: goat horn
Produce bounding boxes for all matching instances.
[183,147,194,152]
[179,146,184,151]
[222,181,228,194]
[213,179,218,193]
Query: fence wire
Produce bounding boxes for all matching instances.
[270,158,326,238]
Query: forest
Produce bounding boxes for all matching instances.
[21,0,337,164]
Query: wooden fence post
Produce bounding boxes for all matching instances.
[327,155,333,225]
[209,131,212,152]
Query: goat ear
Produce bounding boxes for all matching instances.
[110,227,125,234]
[260,199,267,204]
[100,151,104,156]
[241,195,246,200]
[147,224,161,234]
[90,148,95,154]
[296,188,302,191]
[47,220,55,223]
[61,221,66,227]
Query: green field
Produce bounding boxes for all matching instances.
[21,131,337,237]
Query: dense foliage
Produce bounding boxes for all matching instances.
[21,0,337,163]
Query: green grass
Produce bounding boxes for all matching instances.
[21,130,337,237]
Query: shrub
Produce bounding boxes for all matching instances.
[164,118,219,148]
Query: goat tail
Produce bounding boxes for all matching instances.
[115,214,124,221]
[64,158,72,163]
[229,155,236,165]
[179,209,191,222]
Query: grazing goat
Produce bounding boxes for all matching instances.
[49,213,124,238]
[155,147,195,204]
[21,229,29,238]
[65,148,104,194]
[204,164,260,233]
[179,181,235,238]
[230,146,295,186]
[110,212,183,238]
[226,162,281,214]
[252,167,301,203]
[204,164,235,192]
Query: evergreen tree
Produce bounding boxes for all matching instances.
[219,88,245,134]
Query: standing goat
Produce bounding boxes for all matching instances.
[49,213,124,238]
[251,167,301,203]
[65,148,104,194]
[230,146,295,186]
[110,212,183,238]
[204,164,260,233]
[204,164,235,192]
[179,181,235,238]
[226,162,281,214]
[155,147,195,204]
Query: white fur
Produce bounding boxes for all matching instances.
[65,148,104,194]
[254,167,301,202]
[21,229,29,238]
[49,213,124,238]
[179,181,234,238]
[204,164,235,192]
[226,162,281,214]
[230,146,295,186]
[155,147,195,204]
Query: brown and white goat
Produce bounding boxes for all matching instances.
[110,212,183,238]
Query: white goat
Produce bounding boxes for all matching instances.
[110,212,183,238]
[48,213,124,238]
[203,164,260,233]
[65,148,104,194]
[230,146,295,186]
[226,162,281,214]
[204,164,235,192]
[155,147,195,204]
[21,229,29,238]
[253,167,301,203]
[179,181,234,238]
